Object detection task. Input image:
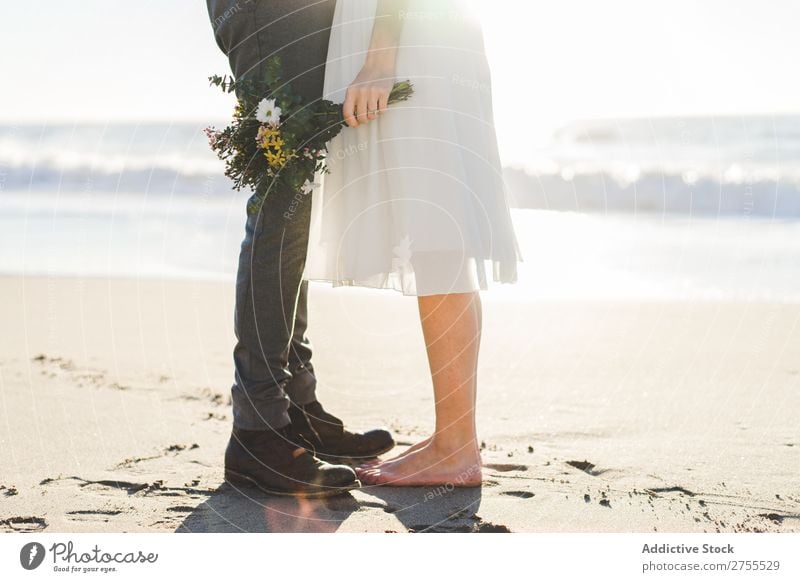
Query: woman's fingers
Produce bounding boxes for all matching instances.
[356,91,370,125]
[367,90,383,121]
[343,85,392,127]
[343,87,359,128]
[377,91,389,115]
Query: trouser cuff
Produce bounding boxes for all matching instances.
[230,383,291,431]
[283,365,317,406]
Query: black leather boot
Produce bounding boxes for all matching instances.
[288,400,395,461]
[224,424,359,498]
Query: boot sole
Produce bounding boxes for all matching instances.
[224,469,360,499]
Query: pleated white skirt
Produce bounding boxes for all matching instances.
[304,0,521,295]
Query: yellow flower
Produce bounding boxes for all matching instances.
[256,126,282,149]
[265,149,288,168]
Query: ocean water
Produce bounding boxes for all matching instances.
[1,118,799,302]
[506,114,800,216]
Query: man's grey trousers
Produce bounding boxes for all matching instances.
[206,0,337,430]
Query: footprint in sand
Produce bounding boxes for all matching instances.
[483,463,528,472]
[501,490,535,499]
[1,485,19,497]
[166,505,195,513]
[66,509,125,523]
[0,516,47,532]
[31,354,131,390]
[113,443,200,469]
[646,485,697,497]
[67,509,124,516]
[566,459,613,477]
[174,387,231,407]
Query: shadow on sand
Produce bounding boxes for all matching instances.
[176,482,493,532]
[176,482,360,533]
[360,485,488,532]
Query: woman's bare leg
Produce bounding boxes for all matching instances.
[357,292,482,486]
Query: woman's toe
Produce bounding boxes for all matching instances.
[355,467,379,481]
[359,469,383,485]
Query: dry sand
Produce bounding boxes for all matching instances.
[0,275,798,533]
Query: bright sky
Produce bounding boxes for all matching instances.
[1,0,798,166]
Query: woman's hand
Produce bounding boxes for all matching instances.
[342,57,396,128]
[342,0,407,128]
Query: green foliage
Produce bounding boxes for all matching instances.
[205,55,414,216]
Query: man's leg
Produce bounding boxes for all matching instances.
[231,186,314,430]
[284,281,316,407]
[208,0,335,430]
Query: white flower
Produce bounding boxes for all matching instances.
[255,98,281,126]
[301,179,318,195]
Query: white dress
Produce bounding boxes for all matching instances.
[304,0,520,296]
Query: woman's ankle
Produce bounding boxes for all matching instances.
[429,438,483,484]
[429,432,480,459]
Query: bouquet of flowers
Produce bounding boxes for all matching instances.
[205,56,413,215]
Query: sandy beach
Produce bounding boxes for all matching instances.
[0,274,798,533]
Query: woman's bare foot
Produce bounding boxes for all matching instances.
[359,436,432,468]
[356,439,481,487]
